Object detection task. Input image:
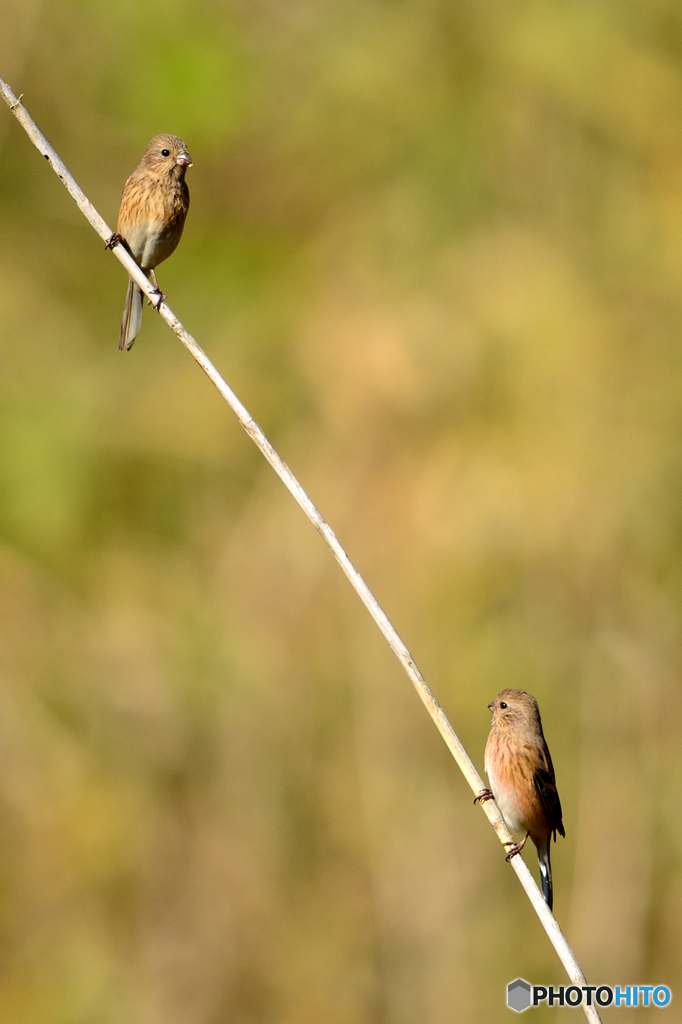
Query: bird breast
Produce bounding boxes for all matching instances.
[117,173,189,270]
[485,734,535,834]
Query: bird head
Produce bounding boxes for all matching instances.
[139,134,192,180]
[487,688,542,733]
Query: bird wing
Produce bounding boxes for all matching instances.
[534,744,565,840]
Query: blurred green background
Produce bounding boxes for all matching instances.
[1,1,681,1021]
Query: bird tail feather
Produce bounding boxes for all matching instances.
[119,276,143,351]
[537,842,553,911]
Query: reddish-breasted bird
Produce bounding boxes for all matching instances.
[477,689,565,911]
[108,134,192,350]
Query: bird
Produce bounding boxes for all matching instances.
[108,134,192,350]
[476,689,565,911]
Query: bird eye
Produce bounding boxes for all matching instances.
[499,701,507,709]
[161,149,170,157]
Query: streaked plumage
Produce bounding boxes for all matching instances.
[112,134,191,350]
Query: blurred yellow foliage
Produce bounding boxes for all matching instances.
[1,1,681,1021]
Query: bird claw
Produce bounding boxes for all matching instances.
[474,789,495,805]
[147,288,166,310]
[106,232,124,250]
[504,832,530,861]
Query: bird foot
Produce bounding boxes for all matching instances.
[504,832,530,861]
[474,789,495,805]
[148,288,166,310]
[105,232,124,250]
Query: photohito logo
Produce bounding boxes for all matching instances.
[506,979,672,1011]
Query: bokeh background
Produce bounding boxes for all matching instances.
[0,1,681,1021]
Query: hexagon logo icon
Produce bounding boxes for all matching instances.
[507,978,532,1012]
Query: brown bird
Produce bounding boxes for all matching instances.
[108,134,192,350]
[477,689,565,911]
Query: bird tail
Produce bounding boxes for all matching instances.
[119,276,143,351]
[537,840,553,911]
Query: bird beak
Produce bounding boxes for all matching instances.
[176,152,192,167]
[487,702,495,711]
